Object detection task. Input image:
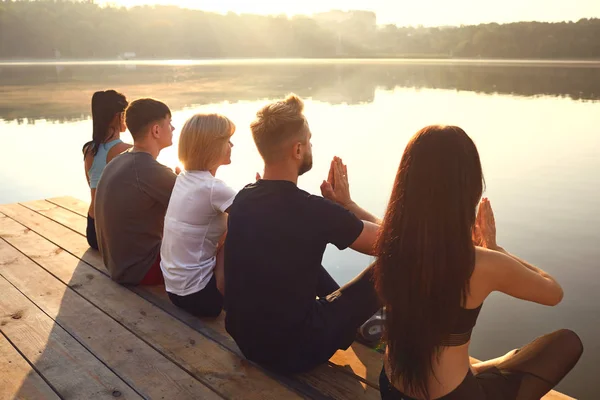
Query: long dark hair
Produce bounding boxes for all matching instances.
[82,90,128,158]
[375,125,484,399]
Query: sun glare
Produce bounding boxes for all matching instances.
[98,0,600,27]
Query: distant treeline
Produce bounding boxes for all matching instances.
[1,1,600,59]
[2,63,600,123]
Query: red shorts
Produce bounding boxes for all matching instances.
[139,252,164,286]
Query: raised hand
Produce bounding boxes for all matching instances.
[474,198,498,250]
[320,158,336,201]
[320,156,352,207]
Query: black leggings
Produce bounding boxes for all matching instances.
[167,273,223,318]
[86,214,99,250]
[259,263,382,373]
[379,329,583,400]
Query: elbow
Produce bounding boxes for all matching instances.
[350,243,377,256]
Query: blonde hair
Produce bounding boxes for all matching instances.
[250,94,307,162]
[178,113,235,171]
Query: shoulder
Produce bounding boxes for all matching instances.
[84,150,94,170]
[475,246,513,272]
[211,176,234,190]
[135,153,170,172]
[280,188,332,215]
[469,247,496,299]
[168,175,189,199]
[473,247,503,279]
[98,152,127,181]
[211,177,236,196]
[230,183,255,205]
[107,142,132,161]
[306,193,347,212]
[82,141,95,157]
[471,247,514,297]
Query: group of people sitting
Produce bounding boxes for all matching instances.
[82,89,582,400]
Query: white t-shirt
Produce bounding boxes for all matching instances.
[160,170,237,296]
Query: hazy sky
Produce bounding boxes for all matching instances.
[100,0,600,26]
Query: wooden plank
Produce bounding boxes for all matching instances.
[30,197,574,400]
[0,203,106,273]
[21,200,86,236]
[0,214,305,400]
[138,286,574,400]
[135,284,382,400]
[4,202,380,400]
[0,238,221,400]
[137,286,386,394]
[329,343,382,389]
[0,275,141,400]
[38,198,385,389]
[136,285,373,388]
[47,196,89,217]
[0,334,60,400]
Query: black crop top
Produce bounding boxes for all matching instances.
[440,303,483,347]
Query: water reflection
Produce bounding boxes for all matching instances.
[1,62,600,123]
[0,61,599,398]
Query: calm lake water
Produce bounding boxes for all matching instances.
[1,60,598,398]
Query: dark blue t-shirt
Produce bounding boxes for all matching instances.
[224,180,364,361]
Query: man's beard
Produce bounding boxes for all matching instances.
[298,153,313,176]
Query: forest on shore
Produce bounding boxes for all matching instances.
[1,1,599,60]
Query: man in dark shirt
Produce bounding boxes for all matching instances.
[95,98,177,285]
[224,94,382,373]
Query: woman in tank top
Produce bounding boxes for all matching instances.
[375,125,582,400]
[82,90,132,250]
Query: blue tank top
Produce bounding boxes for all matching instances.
[87,139,123,189]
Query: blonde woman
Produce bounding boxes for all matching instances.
[160,114,236,317]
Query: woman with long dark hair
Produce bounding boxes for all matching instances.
[83,90,131,250]
[376,125,582,400]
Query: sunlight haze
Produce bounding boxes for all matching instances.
[100,0,600,26]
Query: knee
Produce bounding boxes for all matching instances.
[202,306,223,319]
[86,235,98,250]
[555,329,584,361]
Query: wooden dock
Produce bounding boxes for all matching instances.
[0,196,574,399]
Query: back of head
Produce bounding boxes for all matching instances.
[375,125,484,399]
[250,94,307,163]
[178,113,235,171]
[84,89,128,157]
[125,98,171,141]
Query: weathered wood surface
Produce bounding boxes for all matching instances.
[0,274,142,400]
[20,199,387,391]
[0,196,575,400]
[0,333,61,400]
[0,212,302,400]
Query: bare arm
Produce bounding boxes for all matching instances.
[320,156,381,225]
[497,247,561,286]
[83,151,93,186]
[345,201,381,225]
[482,248,563,306]
[348,220,379,256]
[476,198,563,306]
[83,150,95,216]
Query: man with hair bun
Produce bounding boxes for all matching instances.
[224,94,382,373]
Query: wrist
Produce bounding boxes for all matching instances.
[339,199,356,209]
